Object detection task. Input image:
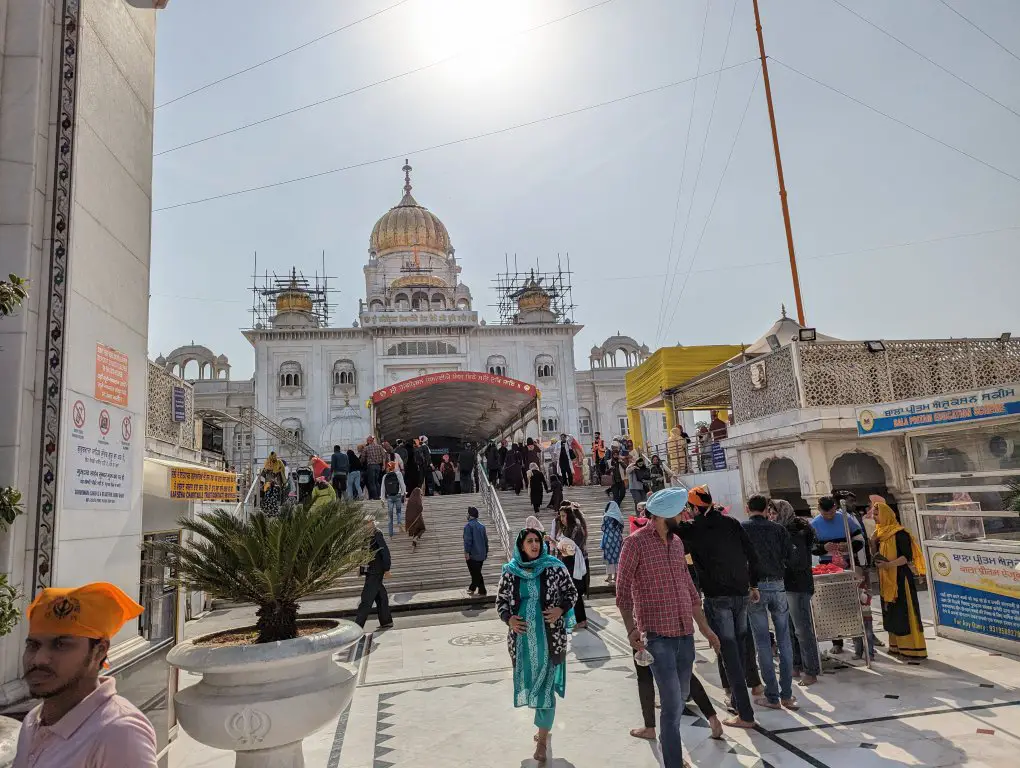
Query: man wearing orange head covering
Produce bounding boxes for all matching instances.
[15,582,157,767]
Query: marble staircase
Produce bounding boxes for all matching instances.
[497,482,625,585]
[326,491,505,599]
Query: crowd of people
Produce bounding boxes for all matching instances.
[494,482,928,765]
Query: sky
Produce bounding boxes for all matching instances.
[149,0,1020,379]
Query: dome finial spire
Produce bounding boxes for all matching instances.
[780,303,787,319]
[402,159,412,196]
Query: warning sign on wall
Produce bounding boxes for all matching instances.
[64,394,137,511]
[95,344,129,407]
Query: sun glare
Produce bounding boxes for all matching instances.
[405,0,543,82]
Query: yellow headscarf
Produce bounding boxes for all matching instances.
[264,451,285,475]
[874,502,925,603]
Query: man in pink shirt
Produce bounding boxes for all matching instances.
[616,487,720,768]
[15,582,157,767]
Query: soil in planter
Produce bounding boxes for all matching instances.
[196,620,338,648]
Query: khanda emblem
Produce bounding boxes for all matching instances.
[47,597,81,621]
[226,707,271,745]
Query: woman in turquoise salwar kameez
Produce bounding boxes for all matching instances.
[496,528,578,763]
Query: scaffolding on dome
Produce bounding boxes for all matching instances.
[490,254,576,325]
[249,253,338,329]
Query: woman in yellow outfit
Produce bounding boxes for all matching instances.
[872,503,927,659]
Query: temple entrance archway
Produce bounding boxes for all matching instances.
[764,457,809,514]
[371,371,538,447]
[830,451,895,511]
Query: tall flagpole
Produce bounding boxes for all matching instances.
[752,0,806,325]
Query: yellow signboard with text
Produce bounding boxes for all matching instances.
[169,467,238,502]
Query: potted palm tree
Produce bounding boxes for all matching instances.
[154,500,372,767]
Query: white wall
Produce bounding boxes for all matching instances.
[53,0,156,647]
[0,0,157,692]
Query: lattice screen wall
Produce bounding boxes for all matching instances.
[147,361,195,448]
[730,339,1020,423]
[729,346,800,422]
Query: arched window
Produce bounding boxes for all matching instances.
[486,355,508,377]
[281,418,303,444]
[411,291,429,311]
[541,408,559,434]
[279,361,303,395]
[386,340,458,356]
[332,359,357,394]
[535,354,555,380]
[456,298,470,310]
[431,292,447,310]
[577,407,592,436]
[394,292,410,311]
[369,298,384,311]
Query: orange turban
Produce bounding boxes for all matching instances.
[27,582,144,639]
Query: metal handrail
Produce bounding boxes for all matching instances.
[642,433,731,474]
[477,457,512,562]
[233,474,260,521]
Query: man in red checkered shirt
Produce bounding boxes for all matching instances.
[616,487,720,768]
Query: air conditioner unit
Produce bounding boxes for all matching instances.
[988,434,1016,459]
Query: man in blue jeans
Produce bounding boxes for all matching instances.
[742,494,799,710]
[616,488,721,768]
[678,485,761,728]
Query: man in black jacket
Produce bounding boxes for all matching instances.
[355,517,393,630]
[558,434,575,486]
[329,444,348,499]
[459,443,477,493]
[677,485,761,728]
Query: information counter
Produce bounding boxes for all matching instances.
[856,385,1020,654]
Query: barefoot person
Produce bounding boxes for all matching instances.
[15,582,157,767]
[615,488,722,768]
[496,528,578,763]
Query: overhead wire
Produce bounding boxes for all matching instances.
[659,69,760,338]
[158,223,1020,300]
[156,0,414,109]
[652,0,714,345]
[934,0,1020,65]
[828,0,1020,121]
[771,57,1020,186]
[655,0,740,343]
[155,0,620,156]
[153,58,759,212]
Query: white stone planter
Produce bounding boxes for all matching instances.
[167,619,362,767]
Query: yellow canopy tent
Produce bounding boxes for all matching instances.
[624,345,744,446]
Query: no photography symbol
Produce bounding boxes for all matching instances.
[72,400,86,429]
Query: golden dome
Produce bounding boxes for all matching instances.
[518,284,551,313]
[275,272,313,313]
[390,274,448,289]
[369,161,452,257]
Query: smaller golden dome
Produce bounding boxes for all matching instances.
[390,274,448,290]
[517,283,551,313]
[275,271,313,313]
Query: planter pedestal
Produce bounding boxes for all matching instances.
[235,743,303,768]
[168,620,362,768]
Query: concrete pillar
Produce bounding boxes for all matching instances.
[664,398,677,432]
[627,408,644,449]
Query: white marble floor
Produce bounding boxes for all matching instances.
[170,597,1020,768]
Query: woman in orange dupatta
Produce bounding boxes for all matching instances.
[872,503,927,659]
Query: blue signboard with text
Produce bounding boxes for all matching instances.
[172,386,186,423]
[855,384,1020,436]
